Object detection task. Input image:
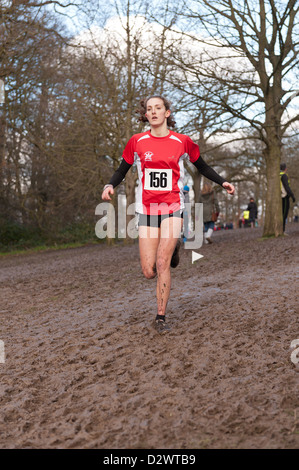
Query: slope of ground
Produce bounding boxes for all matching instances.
[0,224,298,449]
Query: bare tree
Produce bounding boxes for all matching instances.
[0,2,71,230]
[162,0,299,237]
[74,0,182,241]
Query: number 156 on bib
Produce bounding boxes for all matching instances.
[144,168,172,191]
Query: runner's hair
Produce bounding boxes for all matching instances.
[137,95,176,128]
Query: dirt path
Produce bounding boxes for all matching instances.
[1,224,299,449]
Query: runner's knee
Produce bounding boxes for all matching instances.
[142,265,157,279]
[156,256,170,274]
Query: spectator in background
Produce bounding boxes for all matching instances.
[243,209,250,227]
[247,197,258,228]
[199,182,220,244]
[280,163,295,233]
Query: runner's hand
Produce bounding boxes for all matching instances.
[102,185,114,201]
[222,182,235,195]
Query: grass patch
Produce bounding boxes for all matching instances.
[0,221,103,256]
[257,236,274,241]
[258,233,286,241]
[0,240,101,257]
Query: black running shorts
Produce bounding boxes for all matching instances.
[137,210,183,228]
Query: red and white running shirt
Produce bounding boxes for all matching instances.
[122,130,200,215]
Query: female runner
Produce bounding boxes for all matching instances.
[101,96,235,333]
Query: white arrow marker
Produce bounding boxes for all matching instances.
[192,251,204,264]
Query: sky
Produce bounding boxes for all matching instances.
[47,0,299,139]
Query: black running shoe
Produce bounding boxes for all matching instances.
[170,240,181,268]
[154,319,171,334]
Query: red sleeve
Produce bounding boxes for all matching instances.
[122,136,136,165]
[185,136,200,163]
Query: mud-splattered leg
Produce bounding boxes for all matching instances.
[156,217,182,315]
[138,225,159,279]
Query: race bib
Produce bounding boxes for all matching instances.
[144,168,172,191]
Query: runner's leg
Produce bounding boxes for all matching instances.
[156,216,182,315]
[139,224,159,279]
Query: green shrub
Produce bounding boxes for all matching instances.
[0,220,98,252]
[0,221,43,249]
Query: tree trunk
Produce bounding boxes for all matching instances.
[262,87,284,237]
[263,150,282,237]
[237,181,241,225]
[0,111,5,213]
[0,79,6,216]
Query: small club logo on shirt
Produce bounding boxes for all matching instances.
[144,151,154,161]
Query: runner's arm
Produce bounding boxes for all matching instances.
[192,156,225,187]
[108,159,133,188]
[102,159,132,201]
[192,157,234,195]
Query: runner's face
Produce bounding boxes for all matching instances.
[145,98,171,127]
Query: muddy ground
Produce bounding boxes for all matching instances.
[0,224,299,449]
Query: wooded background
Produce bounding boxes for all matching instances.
[1,0,298,250]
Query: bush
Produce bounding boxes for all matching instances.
[0,221,43,250]
[0,220,98,252]
[47,222,97,245]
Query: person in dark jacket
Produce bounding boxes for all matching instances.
[280,163,295,232]
[247,197,258,228]
[199,182,220,244]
